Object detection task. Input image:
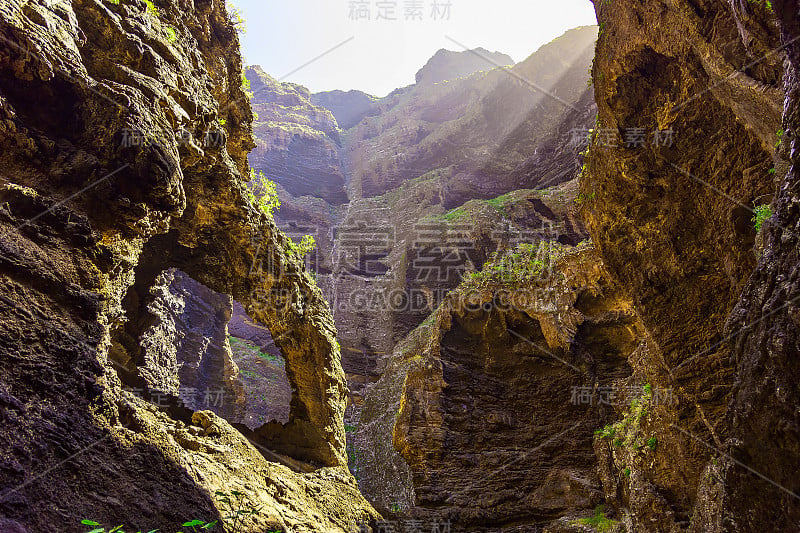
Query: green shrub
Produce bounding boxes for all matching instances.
[247,169,281,218]
[80,518,215,532]
[574,505,619,532]
[227,1,247,32]
[752,204,772,232]
[287,234,316,257]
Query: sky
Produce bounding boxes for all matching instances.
[232,1,598,97]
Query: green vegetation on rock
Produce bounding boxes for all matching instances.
[247,169,281,219]
[573,505,620,532]
[753,204,772,232]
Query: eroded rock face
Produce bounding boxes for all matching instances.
[323,28,599,401]
[246,29,598,411]
[581,0,788,530]
[311,89,379,130]
[333,179,590,401]
[0,0,375,530]
[139,268,246,422]
[357,243,646,530]
[715,2,800,530]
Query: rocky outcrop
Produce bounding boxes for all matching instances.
[0,0,376,530]
[324,27,598,401]
[333,179,590,399]
[581,0,787,530]
[247,65,349,205]
[415,47,514,85]
[311,89,379,130]
[245,28,598,410]
[356,242,646,530]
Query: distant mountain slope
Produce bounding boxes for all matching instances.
[343,25,598,203]
[246,65,349,205]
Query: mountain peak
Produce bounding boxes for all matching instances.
[415,47,515,84]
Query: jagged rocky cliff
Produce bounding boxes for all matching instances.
[581,0,799,531]
[242,25,602,530]
[356,241,647,531]
[0,0,376,531]
[5,0,799,531]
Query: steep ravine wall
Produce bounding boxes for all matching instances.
[0,0,376,531]
[582,0,795,530]
[720,1,800,530]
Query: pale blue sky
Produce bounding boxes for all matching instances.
[232,0,598,97]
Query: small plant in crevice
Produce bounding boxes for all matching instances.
[105,0,178,39]
[573,504,619,532]
[241,70,254,100]
[595,384,659,453]
[574,191,596,205]
[465,241,568,287]
[286,234,316,258]
[80,518,216,532]
[346,439,362,482]
[752,204,772,232]
[746,0,774,12]
[226,1,247,33]
[215,490,262,533]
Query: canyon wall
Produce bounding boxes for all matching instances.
[0,0,376,531]
[582,0,799,530]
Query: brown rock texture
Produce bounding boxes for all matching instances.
[334,179,590,401]
[356,242,646,531]
[715,1,800,530]
[247,65,348,205]
[581,0,794,530]
[0,0,376,530]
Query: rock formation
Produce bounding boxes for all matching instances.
[139,268,246,422]
[7,0,800,530]
[0,0,376,530]
[247,65,348,205]
[356,241,646,530]
[329,27,598,400]
[580,0,799,530]
[311,89,379,130]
